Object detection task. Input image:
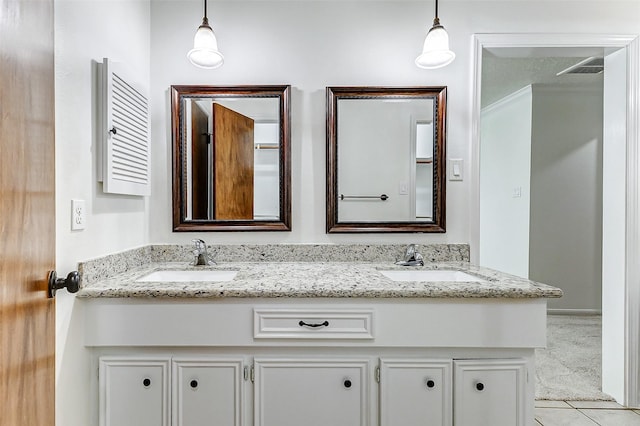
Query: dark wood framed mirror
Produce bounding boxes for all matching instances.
[326,86,447,233]
[171,85,291,231]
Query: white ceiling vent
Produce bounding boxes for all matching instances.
[556,57,604,76]
[97,58,150,196]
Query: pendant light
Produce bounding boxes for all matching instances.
[415,0,455,69]
[187,0,224,69]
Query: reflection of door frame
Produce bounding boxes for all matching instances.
[409,116,433,220]
[470,33,640,407]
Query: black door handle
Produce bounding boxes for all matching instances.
[48,271,80,298]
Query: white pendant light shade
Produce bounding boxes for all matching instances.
[188,20,224,69]
[416,0,455,70]
[416,20,455,69]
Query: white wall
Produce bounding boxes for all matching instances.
[529,84,603,312]
[480,83,604,311]
[480,86,532,278]
[54,1,150,425]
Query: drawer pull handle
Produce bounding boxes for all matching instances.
[143,378,151,387]
[475,382,485,392]
[298,320,329,328]
[190,380,199,389]
[343,379,352,388]
[426,379,435,388]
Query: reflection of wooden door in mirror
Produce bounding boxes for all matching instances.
[191,102,210,220]
[212,103,255,220]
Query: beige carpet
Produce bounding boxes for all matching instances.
[535,314,613,401]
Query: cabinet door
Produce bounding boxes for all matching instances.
[254,358,371,426]
[380,359,452,426]
[99,357,170,426]
[172,359,244,426]
[453,359,527,426]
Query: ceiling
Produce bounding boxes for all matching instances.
[481,52,604,108]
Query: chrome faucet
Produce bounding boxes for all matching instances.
[395,244,424,266]
[191,239,215,266]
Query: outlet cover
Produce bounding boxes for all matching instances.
[71,199,86,230]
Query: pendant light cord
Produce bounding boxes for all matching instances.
[203,0,208,19]
[200,0,209,27]
[432,0,441,26]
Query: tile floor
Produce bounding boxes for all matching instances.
[535,400,640,425]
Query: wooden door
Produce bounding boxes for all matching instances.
[212,103,255,220]
[191,101,210,220]
[0,0,56,424]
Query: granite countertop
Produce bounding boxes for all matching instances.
[76,261,563,299]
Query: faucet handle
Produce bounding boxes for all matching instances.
[404,244,416,261]
[192,239,206,251]
[395,244,424,266]
[190,239,215,266]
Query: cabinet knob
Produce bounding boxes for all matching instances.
[475,382,485,392]
[426,379,435,388]
[343,379,352,389]
[143,378,151,387]
[190,380,198,389]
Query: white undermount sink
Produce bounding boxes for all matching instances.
[379,270,486,282]
[136,270,238,282]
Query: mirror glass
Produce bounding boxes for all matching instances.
[171,85,290,231]
[326,87,446,233]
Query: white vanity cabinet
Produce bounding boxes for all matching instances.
[99,357,170,426]
[254,358,371,426]
[379,359,452,426]
[453,359,527,426]
[88,298,545,426]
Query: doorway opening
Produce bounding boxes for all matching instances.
[470,34,640,407]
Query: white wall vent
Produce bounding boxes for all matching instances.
[556,57,605,76]
[98,58,150,196]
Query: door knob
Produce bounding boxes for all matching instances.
[48,271,80,298]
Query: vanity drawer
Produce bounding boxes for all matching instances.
[253,309,374,340]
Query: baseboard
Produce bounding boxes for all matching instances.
[547,309,602,316]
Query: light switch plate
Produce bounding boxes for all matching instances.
[449,159,463,181]
[71,199,86,230]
